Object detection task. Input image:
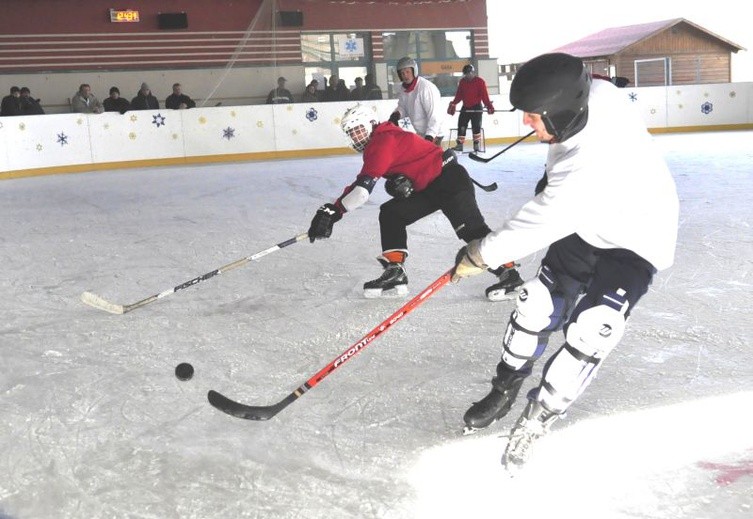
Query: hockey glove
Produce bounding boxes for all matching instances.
[388,111,401,126]
[486,103,495,115]
[451,239,488,283]
[447,102,457,116]
[535,172,548,195]
[384,174,414,199]
[308,203,342,242]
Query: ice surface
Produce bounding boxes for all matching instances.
[1,131,751,518]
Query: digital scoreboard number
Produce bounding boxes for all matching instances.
[109,9,140,23]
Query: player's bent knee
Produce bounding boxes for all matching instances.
[565,302,627,358]
[515,277,554,332]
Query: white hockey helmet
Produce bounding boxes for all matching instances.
[341,104,378,152]
[396,56,418,81]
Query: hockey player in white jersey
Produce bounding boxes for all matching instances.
[389,56,446,146]
[451,53,679,469]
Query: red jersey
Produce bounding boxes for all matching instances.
[451,76,493,108]
[359,122,443,192]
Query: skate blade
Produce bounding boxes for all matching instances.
[462,426,480,436]
[363,285,409,299]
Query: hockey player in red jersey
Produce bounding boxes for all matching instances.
[448,64,495,153]
[307,104,523,299]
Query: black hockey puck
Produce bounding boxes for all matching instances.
[175,362,194,381]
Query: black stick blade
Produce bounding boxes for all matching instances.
[207,390,293,421]
[468,152,491,163]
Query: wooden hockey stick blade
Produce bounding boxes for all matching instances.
[80,291,125,314]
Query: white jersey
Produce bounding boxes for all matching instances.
[479,79,679,271]
[396,76,446,138]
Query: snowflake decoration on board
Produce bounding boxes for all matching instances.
[36,143,43,151]
[729,90,737,98]
[257,121,264,128]
[130,114,138,122]
[129,132,137,140]
[701,102,713,115]
[400,118,411,129]
[152,113,166,128]
[57,132,68,146]
[222,127,235,140]
[306,107,318,122]
[19,122,26,131]
[0,121,4,129]
[199,116,207,124]
[230,110,237,117]
[629,92,638,102]
[345,39,358,52]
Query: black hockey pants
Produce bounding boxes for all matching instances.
[377,157,490,253]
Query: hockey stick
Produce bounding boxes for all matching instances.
[207,269,453,420]
[81,232,309,314]
[470,176,497,192]
[468,130,535,164]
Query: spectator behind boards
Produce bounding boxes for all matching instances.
[19,87,45,115]
[131,83,159,110]
[103,87,131,114]
[71,84,104,114]
[266,77,293,104]
[165,83,196,109]
[1,86,22,116]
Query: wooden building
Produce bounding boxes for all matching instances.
[552,18,745,87]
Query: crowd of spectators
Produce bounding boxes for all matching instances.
[2,73,385,117]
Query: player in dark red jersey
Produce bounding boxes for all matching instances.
[448,64,495,153]
[307,105,522,299]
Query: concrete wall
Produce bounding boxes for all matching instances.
[2,82,752,179]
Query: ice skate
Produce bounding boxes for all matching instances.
[473,140,481,152]
[462,373,526,435]
[502,399,560,472]
[452,140,464,153]
[363,258,408,298]
[486,265,524,301]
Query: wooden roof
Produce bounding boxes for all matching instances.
[552,18,746,58]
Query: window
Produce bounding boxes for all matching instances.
[383,30,473,97]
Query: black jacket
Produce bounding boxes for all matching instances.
[130,92,160,110]
[165,93,196,109]
[104,97,131,114]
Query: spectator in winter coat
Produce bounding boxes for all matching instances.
[19,87,45,115]
[389,56,445,145]
[130,83,160,110]
[301,80,320,103]
[165,83,196,109]
[453,53,679,470]
[364,74,383,100]
[71,84,104,114]
[306,104,523,301]
[103,87,131,114]
[266,77,293,105]
[349,77,366,101]
[1,86,22,116]
[447,64,494,153]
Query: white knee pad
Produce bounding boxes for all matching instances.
[565,295,628,359]
[501,277,554,370]
[515,277,554,331]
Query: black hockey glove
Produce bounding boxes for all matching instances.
[424,135,435,142]
[308,203,342,242]
[384,174,414,199]
[388,111,401,126]
[534,172,548,195]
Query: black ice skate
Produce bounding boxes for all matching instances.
[473,140,481,152]
[452,140,464,152]
[486,265,524,302]
[502,399,561,472]
[462,373,527,435]
[363,259,408,298]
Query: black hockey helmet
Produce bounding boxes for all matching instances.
[509,53,591,142]
[462,64,475,75]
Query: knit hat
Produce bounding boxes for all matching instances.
[140,82,150,91]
